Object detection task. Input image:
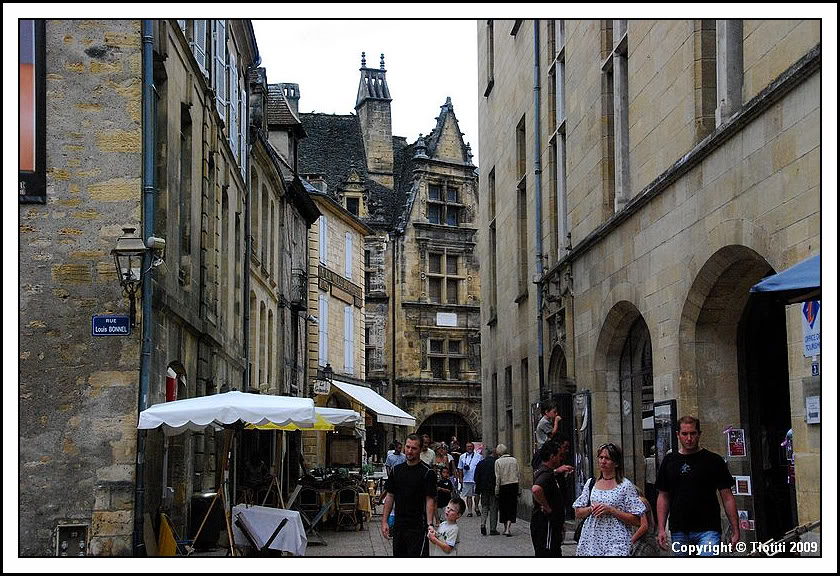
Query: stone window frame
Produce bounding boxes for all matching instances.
[428,335,466,380]
[601,19,631,214]
[427,182,463,227]
[427,249,464,305]
[547,20,569,264]
[19,19,46,204]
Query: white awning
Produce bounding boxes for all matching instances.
[137,390,315,436]
[331,380,416,427]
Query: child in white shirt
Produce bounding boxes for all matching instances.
[427,497,465,556]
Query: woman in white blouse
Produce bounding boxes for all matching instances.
[573,443,645,556]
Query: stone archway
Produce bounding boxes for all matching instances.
[415,409,479,445]
[593,300,652,485]
[679,244,794,543]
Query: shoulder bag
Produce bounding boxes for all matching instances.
[573,478,595,542]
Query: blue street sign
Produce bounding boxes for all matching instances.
[92,314,131,336]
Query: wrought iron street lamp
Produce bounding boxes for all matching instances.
[111,227,147,329]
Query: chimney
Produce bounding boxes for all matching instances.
[281,83,300,117]
[355,52,393,188]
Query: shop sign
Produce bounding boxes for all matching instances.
[313,380,331,395]
[801,300,820,357]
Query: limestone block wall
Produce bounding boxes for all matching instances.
[743,20,821,102]
[19,19,142,556]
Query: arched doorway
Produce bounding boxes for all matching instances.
[681,245,795,543]
[738,283,796,542]
[418,412,474,445]
[547,345,577,518]
[618,316,653,485]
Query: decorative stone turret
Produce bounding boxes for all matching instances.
[414,133,428,159]
[355,52,394,188]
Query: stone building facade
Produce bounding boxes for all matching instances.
[19,19,144,557]
[17,19,320,556]
[296,54,482,456]
[478,19,821,547]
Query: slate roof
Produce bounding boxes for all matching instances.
[297,113,409,231]
[266,84,302,128]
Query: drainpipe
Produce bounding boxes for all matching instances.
[243,52,261,391]
[533,21,546,400]
[133,18,155,557]
[391,232,398,441]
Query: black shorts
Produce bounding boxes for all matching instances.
[392,525,428,557]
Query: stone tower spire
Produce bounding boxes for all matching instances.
[356,51,393,188]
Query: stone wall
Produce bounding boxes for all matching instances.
[19,19,142,556]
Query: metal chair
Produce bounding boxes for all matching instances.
[295,488,332,545]
[335,488,358,531]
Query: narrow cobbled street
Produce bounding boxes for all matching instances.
[305,505,577,557]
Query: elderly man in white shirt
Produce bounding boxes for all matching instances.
[457,442,482,517]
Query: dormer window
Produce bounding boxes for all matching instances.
[346,196,360,216]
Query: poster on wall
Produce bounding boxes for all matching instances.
[801,300,820,357]
[727,428,747,458]
[572,391,593,498]
[738,510,750,530]
[733,475,752,496]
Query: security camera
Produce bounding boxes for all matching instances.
[306,315,318,324]
[146,236,166,251]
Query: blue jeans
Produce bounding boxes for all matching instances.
[671,530,722,556]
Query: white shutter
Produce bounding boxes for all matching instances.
[345,232,352,279]
[319,295,328,366]
[344,305,354,373]
[214,20,227,119]
[319,216,327,265]
[229,57,238,158]
[240,86,247,179]
[192,20,208,78]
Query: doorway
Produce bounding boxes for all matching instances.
[738,293,796,542]
[417,412,473,445]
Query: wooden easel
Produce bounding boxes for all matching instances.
[188,429,237,556]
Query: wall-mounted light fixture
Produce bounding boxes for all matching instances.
[111,227,166,329]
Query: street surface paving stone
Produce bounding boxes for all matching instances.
[305,503,578,557]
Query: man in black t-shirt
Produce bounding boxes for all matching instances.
[530,438,573,557]
[656,416,740,556]
[382,433,437,557]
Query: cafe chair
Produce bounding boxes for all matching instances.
[335,488,358,531]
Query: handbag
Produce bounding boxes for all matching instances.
[573,478,595,542]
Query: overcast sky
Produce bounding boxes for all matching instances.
[252,19,480,165]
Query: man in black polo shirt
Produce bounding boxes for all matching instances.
[530,438,573,556]
[381,433,437,557]
[656,416,740,556]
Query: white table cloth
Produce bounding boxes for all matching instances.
[232,505,307,556]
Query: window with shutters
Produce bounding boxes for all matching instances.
[345,232,352,280]
[240,86,247,179]
[192,20,208,79]
[319,293,328,366]
[344,305,354,373]
[319,216,327,265]
[229,54,238,160]
[214,20,227,120]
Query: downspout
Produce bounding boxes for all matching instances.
[533,21,546,399]
[243,51,261,390]
[133,18,155,556]
[391,231,398,440]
